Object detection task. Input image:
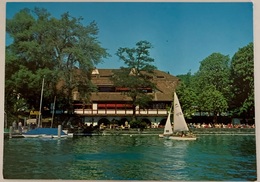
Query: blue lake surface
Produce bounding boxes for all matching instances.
[3,134,257,180]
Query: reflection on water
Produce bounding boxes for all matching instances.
[3,135,256,180]
[161,139,190,180]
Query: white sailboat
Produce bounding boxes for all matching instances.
[160,92,197,141]
[159,106,173,138]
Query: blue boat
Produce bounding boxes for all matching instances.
[22,79,72,138]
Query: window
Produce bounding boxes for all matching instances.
[100,75,112,78]
[152,103,166,109]
[98,86,115,92]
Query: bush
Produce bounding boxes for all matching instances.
[129,120,147,129]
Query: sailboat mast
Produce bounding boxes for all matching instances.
[38,77,45,128]
[51,96,56,128]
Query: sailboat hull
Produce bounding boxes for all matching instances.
[22,134,68,138]
[159,134,164,138]
[168,135,197,141]
[22,128,69,138]
[159,134,173,139]
[22,134,40,138]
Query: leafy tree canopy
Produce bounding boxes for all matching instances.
[176,82,198,119]
[176,43,254,122]
[230,42,254,116]
[112,41,157,120]
[194,53,231,95]
[6,7,109,118]
[198,85,228,113]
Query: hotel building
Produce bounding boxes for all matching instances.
[71,68,179,127]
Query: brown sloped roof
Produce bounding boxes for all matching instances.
[91,69,114,85]
[90,69,179,102]
[91,92,131,101]
[90,92,174,102]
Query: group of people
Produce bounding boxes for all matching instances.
[11,121,39,134]
[188,122,255,129]
[12,121,23,134]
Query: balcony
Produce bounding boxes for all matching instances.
[74,108,167,116]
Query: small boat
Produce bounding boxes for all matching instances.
[22,128,69,138]
[159,92,197,141]
[159,106,173,138]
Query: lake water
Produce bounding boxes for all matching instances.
[3,134,257,181]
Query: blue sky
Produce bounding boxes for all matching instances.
[5,2,253,76]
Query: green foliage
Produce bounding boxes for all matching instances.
[198,85,228,115]
[116,40,156,73]
[176,43,254,121]
[176,70,192,86]
[176,81,198,119]
[190,53,231,122]
[194,53,231,96]
[129,120,147,129]
[129,120,140,128]
[230,42,254,116]
[112,41,157,120]
[5,7,109,118]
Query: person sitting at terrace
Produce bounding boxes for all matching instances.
[201,123,206,128]
[214,123,220,128]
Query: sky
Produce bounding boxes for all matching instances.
[5,1,253,76]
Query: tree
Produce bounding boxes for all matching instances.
[176,82,198,119]
[191,53,231,122]
[46,12,109,113]
[197,85,228,123]
[176,71,198,118]
[230,42,254,117]
[5,7,109,120]
[193,53,231,96]
[112,41,157,121]
[176,70,192,86]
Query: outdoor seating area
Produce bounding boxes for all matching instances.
[188,123,255,129]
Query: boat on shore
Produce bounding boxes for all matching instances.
[22,128,70,138]
[159,92,197,141]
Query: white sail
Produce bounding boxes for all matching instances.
[173,92,189,132]
[163,106,173,135]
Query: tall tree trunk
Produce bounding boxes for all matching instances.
[213,112,218,123]
[67,88,74,115]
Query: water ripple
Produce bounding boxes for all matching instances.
[3,135,256,180]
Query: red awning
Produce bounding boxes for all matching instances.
[115,87,130,91]
[98,104,132,108]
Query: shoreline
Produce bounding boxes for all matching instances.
[101,128,256,135]
[4,128,255,138]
